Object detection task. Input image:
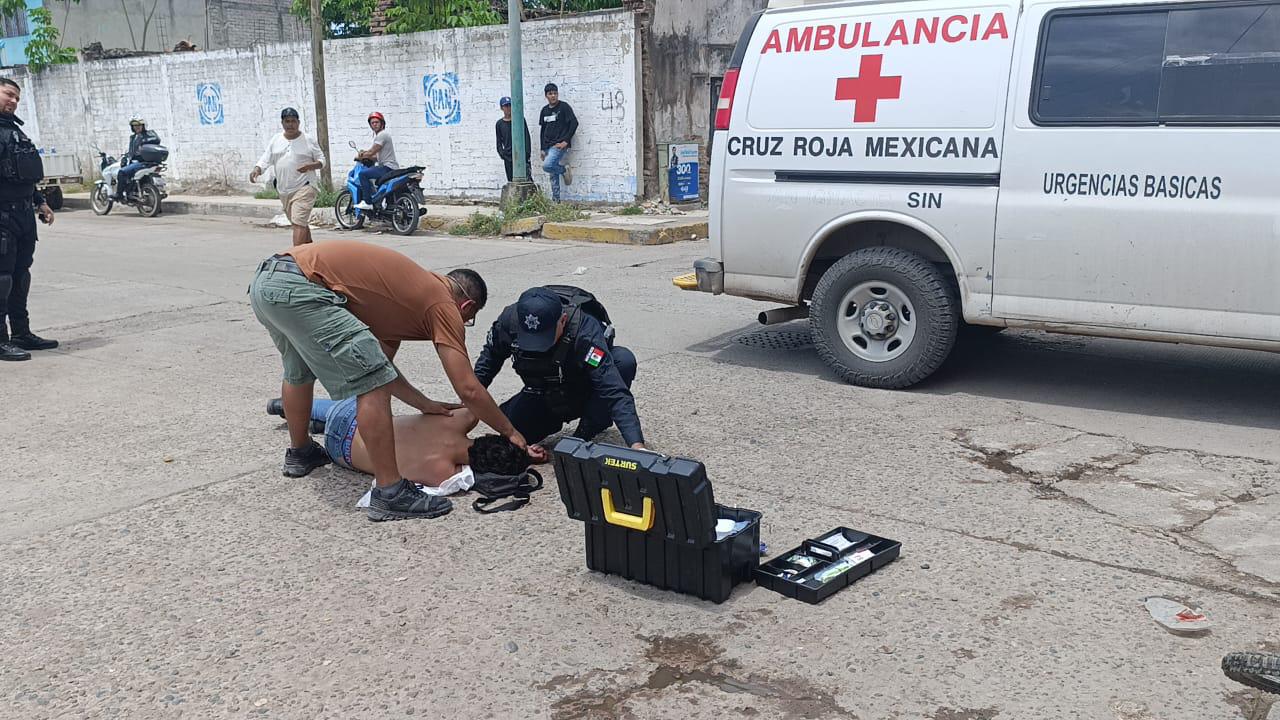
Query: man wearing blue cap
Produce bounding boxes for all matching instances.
[475,286,644,459]
[495,97,531,183]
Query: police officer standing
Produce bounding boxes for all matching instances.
[0,78,56,362]
[475,287,645,460]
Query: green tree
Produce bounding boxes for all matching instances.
[385,0,500,34]
[26,8,77,71]
[294,0,624,38]
[289,0,377,38]
[0,2,78,72]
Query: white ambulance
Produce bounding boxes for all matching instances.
[696,0,1280,388]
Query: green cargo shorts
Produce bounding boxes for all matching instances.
[249,262,397,400]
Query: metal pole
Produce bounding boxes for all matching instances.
[508,0,530,184]
[309,0,333,190]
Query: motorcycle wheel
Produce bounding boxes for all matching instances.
[334,190,364,230]
[91,185,113,216]
[390,193,420,236]
[137,184,162,217]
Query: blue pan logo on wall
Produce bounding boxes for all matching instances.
[423,73,462,127]
[197,83,224,125]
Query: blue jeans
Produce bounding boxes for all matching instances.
[356,165,392,205]
[542,147,568,201]
[313,397,359,470]
[116,161,146,196]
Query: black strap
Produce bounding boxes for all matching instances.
[471,469,543,514]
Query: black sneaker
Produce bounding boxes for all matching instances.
[367,480,454,522]
[267,399,326,434]
[0,341,31,361]
[10,332,57,351]
[282,439,330,477]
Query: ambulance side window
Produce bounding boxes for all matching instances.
[1033,10,1168,123]
[1160,3,1280,122]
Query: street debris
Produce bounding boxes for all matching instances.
[1144,597,1212,634]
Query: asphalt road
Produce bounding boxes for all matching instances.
[2,209,1278,720]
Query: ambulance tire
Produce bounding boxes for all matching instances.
[810,247,957,389]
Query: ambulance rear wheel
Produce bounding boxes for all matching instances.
[810,247,957,389]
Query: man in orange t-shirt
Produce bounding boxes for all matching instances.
[249,239,530,522]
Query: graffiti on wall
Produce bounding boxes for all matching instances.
[197,83,224,125]
[423,73,462,127]
[599,88,626,123]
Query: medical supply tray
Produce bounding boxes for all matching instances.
[755,527,901,604]
[552,437,761,604]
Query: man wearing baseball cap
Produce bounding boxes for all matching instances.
[250,107,326,246]
[474,286,644,460]
[495,96,531,184]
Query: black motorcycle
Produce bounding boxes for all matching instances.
[91,144,169,218]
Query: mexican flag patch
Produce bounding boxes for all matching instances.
[585,346,605,367]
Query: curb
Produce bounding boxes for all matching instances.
[62,196,463,230]
[63,195,279,219]
[541,219,708,246]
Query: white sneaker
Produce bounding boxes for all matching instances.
[562,165,573,186]
[354,201,373,211]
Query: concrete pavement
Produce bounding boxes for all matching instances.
[2,208,1279,719]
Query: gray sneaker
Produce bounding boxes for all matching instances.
[368,480,454,522]
[283,440,330,477]
[562,164,573,186]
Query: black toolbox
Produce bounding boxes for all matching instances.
[553,437,761,604]
[755,527,901,604]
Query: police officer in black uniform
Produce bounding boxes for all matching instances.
[475,287,644,459]
[0,78,56,362]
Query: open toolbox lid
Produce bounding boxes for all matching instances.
[552,437,721,548]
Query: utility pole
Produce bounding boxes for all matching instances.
[309,0,333,190]
[503,0,536,203]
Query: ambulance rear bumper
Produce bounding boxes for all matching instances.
[693,258,724,295]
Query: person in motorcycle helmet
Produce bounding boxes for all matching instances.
[353,111,398,210]
[115,116,161,200]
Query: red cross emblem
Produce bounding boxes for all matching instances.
[835,54,902,124]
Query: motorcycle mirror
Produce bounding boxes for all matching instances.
[347,140,357,149]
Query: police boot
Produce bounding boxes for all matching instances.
[10,332,58,351]
[0,340,30,361]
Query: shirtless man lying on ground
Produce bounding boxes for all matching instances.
[267,396,532,486]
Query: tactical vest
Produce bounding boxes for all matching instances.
[509,286,616,419]
[0,127,43,184]
[512,311,587,420]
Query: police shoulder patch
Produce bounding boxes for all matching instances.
[585,346,605,367]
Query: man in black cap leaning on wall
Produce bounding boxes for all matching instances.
[0,77,56,362]
[475,286,644,460]
[538,83,578,202]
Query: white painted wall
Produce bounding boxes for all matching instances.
[4,11,642,202]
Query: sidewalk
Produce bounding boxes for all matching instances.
[62,192,708,245]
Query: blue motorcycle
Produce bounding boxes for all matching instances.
[334,140,426,236]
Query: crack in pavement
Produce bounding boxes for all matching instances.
[753,482,1280,606]
[42,299,234,334]
[945,423,1280,602]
